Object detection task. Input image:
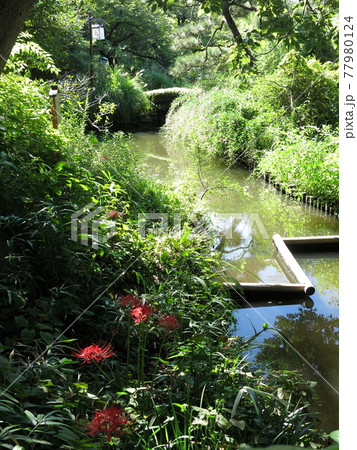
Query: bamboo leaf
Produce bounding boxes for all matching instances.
[24,410,37,426]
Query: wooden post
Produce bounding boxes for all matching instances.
[273,234,315,295]
[49,85,60,129]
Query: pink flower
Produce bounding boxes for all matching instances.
[130,304,154,324]
[158,315,181,331]
[120,294,141,309]
[87,406,133,442]
[73,343,115,363]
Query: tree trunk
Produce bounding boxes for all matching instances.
[0,0,36,76]
[221,2,256,66]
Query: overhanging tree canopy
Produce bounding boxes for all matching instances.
[149,0,338,68]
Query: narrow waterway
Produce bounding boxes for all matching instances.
[133,131,339,432]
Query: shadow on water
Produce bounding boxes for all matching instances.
[132,131,339,432]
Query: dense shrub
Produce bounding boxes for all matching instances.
[252,50,339,128]
[0,73,61,163]
[92,65,151,129]
[165,86,288,166]
[142,67,175,90]
[257,127,339,208]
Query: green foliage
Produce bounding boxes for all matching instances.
[290,0,339,62]
[253,50,339,128]
[93,65,151,129]
[257,127,339,208]
[142,67,175,90]
[169,16,232,85]
[90,0,175,69]
[0,72,62,170]
[151,0,338,74]
[26,0,176,77]
[25,0,88,73]
[0,1,339,446]
[5,33,59,77]
[165,85,286,165]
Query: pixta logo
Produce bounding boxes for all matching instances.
[71,203,116,248]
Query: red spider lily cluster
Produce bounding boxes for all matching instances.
[120,294,141,308]
[130,304,154,324]
[120,294,154,323]
[158,314,181,331]
[73,295,182,444]
[87,406,134,442]
[120,294,181,330]
[107,209,125,219]
[72,343,115,364]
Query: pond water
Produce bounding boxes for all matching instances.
[133,131,339,432]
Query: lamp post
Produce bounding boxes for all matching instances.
[88,12,105,83]
[89,12,94,81]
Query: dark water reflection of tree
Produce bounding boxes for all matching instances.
[255,307,338,432]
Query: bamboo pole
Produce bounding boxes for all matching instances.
[273,234,315,295]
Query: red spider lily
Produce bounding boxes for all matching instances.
[87,406,133,442]
[159,314,181,331]
[130,304,154,324]
[120,294,141,309]
[107,209,119,219]
[107,210,125,219]
[73,343,115,363]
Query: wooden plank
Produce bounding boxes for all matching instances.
[224,282,314,307]
[224,281,307,296]
[235,296,313,309]
[273,234,315,295]
[240,282,306,292]
[282,235,339,244]
[282,235,339,253]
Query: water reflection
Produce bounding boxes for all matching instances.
[254,307,339,432]
[297,255,339,307]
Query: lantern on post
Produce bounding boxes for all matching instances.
[89,12,105,82]
[91,22,105,41]
[49,85,61,129]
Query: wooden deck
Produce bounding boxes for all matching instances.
[224,234,339,307]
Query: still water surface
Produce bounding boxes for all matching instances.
[133,132,339,432]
